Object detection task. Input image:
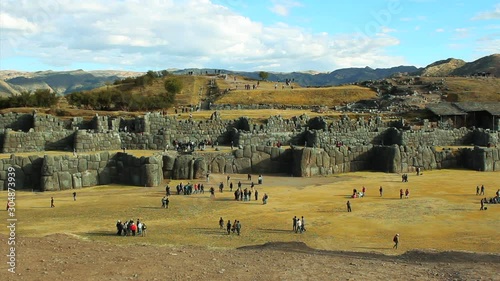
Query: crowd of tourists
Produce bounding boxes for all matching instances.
[115,219,147,237]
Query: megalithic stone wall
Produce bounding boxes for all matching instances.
[462,146,500,171]
[0,155,44,190]
[3,130,75,153]
[74,130,122,152]
[114,153,163,187]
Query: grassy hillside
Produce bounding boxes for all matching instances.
[420,77,500,102]
[215,85,377,106]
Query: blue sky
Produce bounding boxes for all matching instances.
[0,0,499,72]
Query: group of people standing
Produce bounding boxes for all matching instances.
[219,217,242,235]
[292,216,306,233]
[116,219,147,237]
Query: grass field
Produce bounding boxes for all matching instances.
[3,169,498,255]
[215,85,377,106]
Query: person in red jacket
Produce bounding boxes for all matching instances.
[130,223,137,236]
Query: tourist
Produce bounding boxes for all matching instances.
[73,192,77,201]
[227,175,230,184]
[480,198,485,210]
[393,234,400,249]
[161,197,166,208]
[226,220,232,235]
[292,216,297,232]
[116,220,123,235]
[130,222,137,236]
[238,181,242,189]
[219,182,224,193]
[258,175,263,184]
[254,189,259,201]
[137,220,143,236]
[141,223,147,237]
[262,193,268,204]
[405,189,410,199]
[400,189,404,199]
[362,186,366,196]
[301,216,306,232]
[219,217,224,229]
[379,186,383,197]
[235,221,241,235]
[480,185,485,195]
[296,218,302,233]
[346,200,351,212]
[247,174,252,181]
[229,182,233,192]
[50,197,55,208]
[476,186,480,195]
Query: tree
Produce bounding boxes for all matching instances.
[33,89,58,107]
[258,71,269,81]
[164,77,183,94]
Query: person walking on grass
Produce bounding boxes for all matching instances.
[379,186,383,197]
[73,192,77,201]
[219,217,224,229]
[346,200,352,212]
[50,197,55,208]
[393,234,400,249]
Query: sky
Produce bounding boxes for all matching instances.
[0,0,499,72]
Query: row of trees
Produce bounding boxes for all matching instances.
[0,89,58,109]
[67,77,182,111]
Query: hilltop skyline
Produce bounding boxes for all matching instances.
[0,0,499,72]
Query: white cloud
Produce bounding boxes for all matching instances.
[472,4,500,20]
[0,12,38,32]
[0,0,405,71]
[435,28,445,33]
[269,0,302,17]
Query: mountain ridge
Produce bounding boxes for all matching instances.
[1,53,498,97]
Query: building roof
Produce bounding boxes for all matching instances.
[454,102,500,115]
[426,103,467,116]
[427,102,500,116]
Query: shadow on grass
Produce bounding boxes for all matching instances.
[138,206,164,209]
[30,206,52,209]
[353,246,392,250]
[191,227,227,235]
[83,231,120,237]
[257,228,293,234]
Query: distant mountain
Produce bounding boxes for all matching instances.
[0,70,142,97]
[1,53,497,96]
[419,58,466,77]
[216,66,419,87]
[450,54,500,77]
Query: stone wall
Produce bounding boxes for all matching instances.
[75,131,122,152]
[462,147,500,172]
[0,155,43,190]
[40,152,164,191]
[114,153,163,187]
[291,146,373,177]
[2,130,74,153]
[399,128,473,146]
[33,113,69,132]
[370,145,464,173]
[0,112,33,131]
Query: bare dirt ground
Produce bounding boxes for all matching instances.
[1,169,499,280]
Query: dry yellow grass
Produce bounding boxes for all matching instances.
[216,85,376,106]
[3,169,498,255]
[421,77,500,102]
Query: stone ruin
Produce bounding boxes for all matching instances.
[0,111,498,191]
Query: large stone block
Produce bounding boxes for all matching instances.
[78,158,88,172]
[57,172,73,190]
[193,158,207,179]
[72,173,82,189]
[81,170,98,187]
[142,164,161,187]
[233,157,251,173]
[98,167,112,185]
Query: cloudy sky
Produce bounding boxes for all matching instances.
[0,0,499,72]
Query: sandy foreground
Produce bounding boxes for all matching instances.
[1,170,499,280]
